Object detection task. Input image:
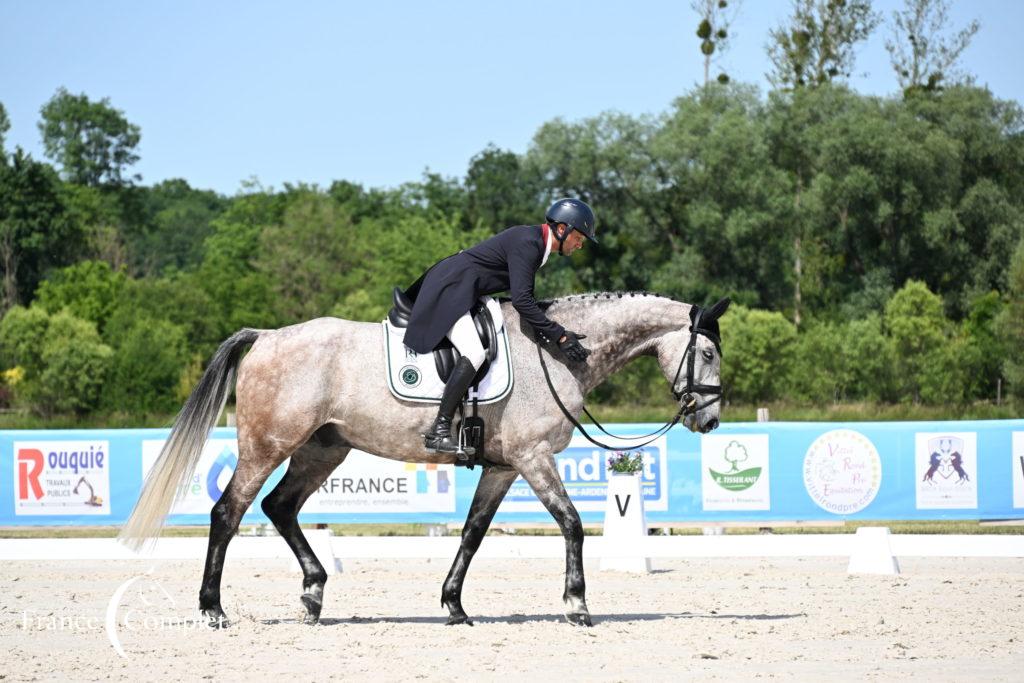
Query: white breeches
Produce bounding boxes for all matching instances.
[446,311,486,370]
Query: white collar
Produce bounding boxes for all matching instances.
[540,226,554,267]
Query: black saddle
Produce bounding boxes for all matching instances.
[388,287,499,386]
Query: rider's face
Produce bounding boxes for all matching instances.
[557,224,586,255]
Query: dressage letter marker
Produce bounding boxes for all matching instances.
[600,474,651,573]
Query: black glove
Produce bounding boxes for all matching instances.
[558,331,591,363]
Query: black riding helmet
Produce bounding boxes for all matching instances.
[545,198,598,246]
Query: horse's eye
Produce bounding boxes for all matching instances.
[701,349,714,362]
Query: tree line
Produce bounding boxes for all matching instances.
[0,0,1021,417]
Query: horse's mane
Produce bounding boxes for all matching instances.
[499,291,681,312]
[498,291,721,349]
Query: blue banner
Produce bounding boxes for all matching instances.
[2,421,1022,526]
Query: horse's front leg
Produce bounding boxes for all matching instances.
[441,465,519,625]
[516,442,592,627]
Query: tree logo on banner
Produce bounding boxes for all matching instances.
[709,440,762,492]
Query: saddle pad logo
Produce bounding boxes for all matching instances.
[381,297,513,405]
[803,429,881,515]
[400,365,421,387]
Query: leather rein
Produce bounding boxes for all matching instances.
[536,308,722,451]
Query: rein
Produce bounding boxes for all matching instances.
[536,308,723,451]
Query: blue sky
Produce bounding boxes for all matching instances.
[2,1,1021,195]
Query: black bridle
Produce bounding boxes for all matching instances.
[537,308,723,451]
[670,307,723,414]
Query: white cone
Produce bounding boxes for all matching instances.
[847,526,900,575]
[600,473,651,573]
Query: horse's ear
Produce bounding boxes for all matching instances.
[706,297,731,321]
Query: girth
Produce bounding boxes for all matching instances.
[388,287,498,385]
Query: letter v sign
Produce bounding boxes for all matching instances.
[615,494,631,517]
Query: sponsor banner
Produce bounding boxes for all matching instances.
[142,439,240,515]
[701,434,770,511]
[303,450,456,513]
[803,429,882,515]
[498,436,669,513]
[1013,432,1024,509]
[915,432,978,509]
[14,440,111,516]
[4,420,1024,526]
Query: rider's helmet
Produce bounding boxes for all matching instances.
[545,198,598,244]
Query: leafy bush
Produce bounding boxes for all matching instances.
[0,306,112,415]
[104,316,189,413]
[35,260,126,332]
[719,305,797,403]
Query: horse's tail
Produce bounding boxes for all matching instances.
[118,328,261,551]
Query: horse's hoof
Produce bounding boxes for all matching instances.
[300,594,323,624]
[446,614,474,626]
[565,612,593,627]
[201,608,230,629]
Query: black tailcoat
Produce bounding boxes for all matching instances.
[403,225,565,354]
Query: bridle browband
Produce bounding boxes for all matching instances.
[537,307,723,451]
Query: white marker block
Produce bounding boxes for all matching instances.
[847,526,900,575]
[600,473,651,573]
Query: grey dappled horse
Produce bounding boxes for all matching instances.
[120,293,729,627]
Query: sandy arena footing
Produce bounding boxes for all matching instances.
[1,556,1022,681]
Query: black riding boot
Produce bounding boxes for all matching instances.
[424,357,478,457]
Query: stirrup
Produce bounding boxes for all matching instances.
[427,430,475,460]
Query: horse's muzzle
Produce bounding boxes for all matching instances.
[699,418,719,434]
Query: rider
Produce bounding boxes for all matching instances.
[403,198,598,455]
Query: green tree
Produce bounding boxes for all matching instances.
[0,149,79,311]
[0,102,9,155]
[842,314,898,401]
[719,304,798,403]
[255,192,362,322]
[105,273,220,356]
[104,316,188,413]
[692,0,742,86]
[791,320,852,403]
[884,280,949,402]
[122,179,227,275]
[996,239,1024,395]
[885,0,979,94]
[0,306,112,415]
[38,87,141,186]
[464,145,541,231]
[767,0,881,89]
[35,260,127,333]
[196,188,284,336]
[0,305,49,377]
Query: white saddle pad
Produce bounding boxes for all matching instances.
[382,296,514,404]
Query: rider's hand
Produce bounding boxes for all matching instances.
[558,331,591,363]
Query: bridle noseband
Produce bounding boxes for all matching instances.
[537,307,723,451]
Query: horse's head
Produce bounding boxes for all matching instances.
[657,297,730,434]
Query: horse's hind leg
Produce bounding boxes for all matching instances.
[261,429,349,624]
[198,445,287,627]
[441,466,519,625]
[516,443,592,627]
